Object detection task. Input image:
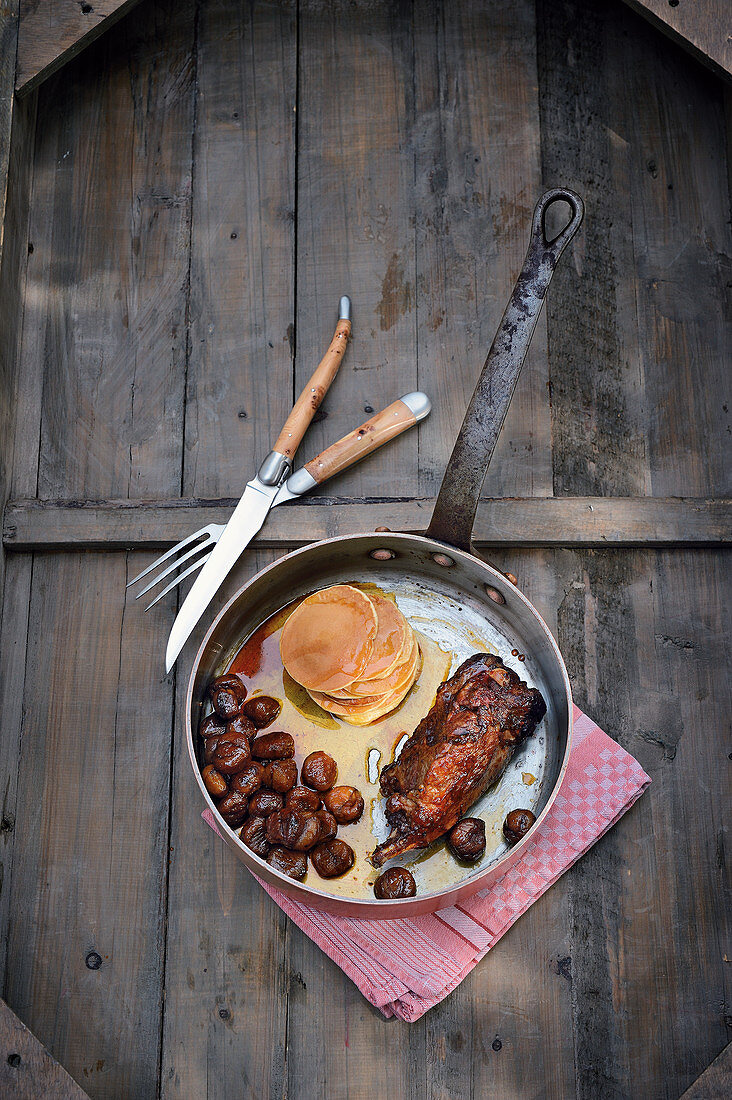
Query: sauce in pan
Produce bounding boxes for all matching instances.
[204,580,549,901]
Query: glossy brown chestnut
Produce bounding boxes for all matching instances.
[373,867,417,899]
[309,839,355,879]
[240,816,270,857]
[217,790,249,827]
[447,818,486,862]
[322,786,364,824]
[265,810,321,851]
[212,734,251,776]
[261,759,298,794]
[226,713,257,742]
[300,751,338,792]
[200,713,226,740]
[285,786,322,813]
[503,808,536,844]
[266,847,308,880]
[209,675,247,719]
[250,731,295,760]
[204,735,222,766]
[247,790,283,817]
[201,765,228,799]
[242,695,282,729]
[313,809,338,842]
[230,761,265,797]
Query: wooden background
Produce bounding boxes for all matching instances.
[0,0,729,1096]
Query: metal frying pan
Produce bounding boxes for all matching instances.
[185,188,585,918]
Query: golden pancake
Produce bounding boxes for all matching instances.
[357,595,409,680]
[279,584,377,692]
[309,641,422,724]
[338,630,418,699]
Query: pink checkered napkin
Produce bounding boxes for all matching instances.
[202,706,650,1021]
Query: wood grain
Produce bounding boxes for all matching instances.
[0,0,19,266]
[304,397,417,483]
[1,2,197,1096]
[413,0,553,502]
[16,0,145,96]
[621,0,732,81]
[0,997,90,1099]
[4,496,730,550]
[680,1042,732,1099]
[160,2,297,1095]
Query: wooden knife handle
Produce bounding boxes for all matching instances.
[302,393,431,484]
[273,314,352,460]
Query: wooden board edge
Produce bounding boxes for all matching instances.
[0,997,91,1099]
[679,1041,732,1099]
[620,0,732,83]
[16,0,145,97]
[2,497,731,550]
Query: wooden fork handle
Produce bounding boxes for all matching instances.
[302,392,431,484]
[273,310,352,460]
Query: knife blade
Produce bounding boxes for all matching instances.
[165,475,280,672]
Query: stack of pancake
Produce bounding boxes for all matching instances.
[279,584,421,726]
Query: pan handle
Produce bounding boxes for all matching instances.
[425,188,584,554]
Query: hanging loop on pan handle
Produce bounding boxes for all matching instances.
[425,187,584,556]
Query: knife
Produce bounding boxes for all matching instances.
[165,297,352,672]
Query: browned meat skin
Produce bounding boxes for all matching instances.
[371,653,546,867]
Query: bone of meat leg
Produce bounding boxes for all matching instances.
[371,653,546,867]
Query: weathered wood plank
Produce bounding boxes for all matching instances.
[0,997,90,1099]
[294,0,418,503]
[554,548,731,1098]
[414,0,553,501]
[16,0,145,96]
[2,2,197,1096]
[621,0,732,81]
[4,496,730,550]
[161,1,297,1095]
[680,1042,732,1100]
[537,0,731,501]
[0,0,19,266]
[3,553,178,1096]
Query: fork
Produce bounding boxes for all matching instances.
[127,391,431,609]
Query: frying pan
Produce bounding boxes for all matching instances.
[186,188,584,917]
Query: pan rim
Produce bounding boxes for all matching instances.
[185,531,574,916]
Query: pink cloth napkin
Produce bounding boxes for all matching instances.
[202,705,650,1021]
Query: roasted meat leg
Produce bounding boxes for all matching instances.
[371,653,546,867]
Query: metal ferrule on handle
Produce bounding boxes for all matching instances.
[426,188,584,552]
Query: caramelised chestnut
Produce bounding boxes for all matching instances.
[247,790,283,817]
[201,765,228,799]
[266,847,308,881]
[200,713,226,740]
[240,816,270,857]
[204,735,222,766]
[447,818,486,862]
[226,713,257,742]
[374,867,417,899]
[261,759,298,794]
[265,810,321,851]
[230,761,265,797]
[217,790,249,827]
[251,731,295,760]
[212,734,251,776]
[209,674,247,719]
[314,809,338,842]
[300,751,338,792]
[285,786,322,812]
[322,786,364,825]
[242,695,282,729]
[503,808,536,845]
[310,838,355,879]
